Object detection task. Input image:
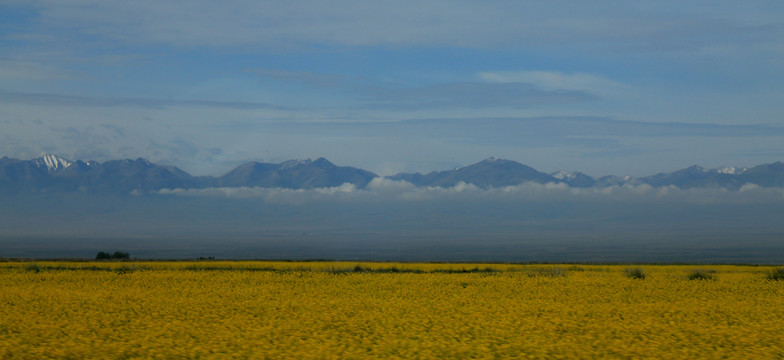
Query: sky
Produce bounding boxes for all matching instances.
[2,1,784,177]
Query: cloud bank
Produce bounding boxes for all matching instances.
[159,178,784,205]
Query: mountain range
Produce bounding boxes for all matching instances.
[1,154,783,195]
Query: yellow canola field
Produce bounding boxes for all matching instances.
[1,262,783,359]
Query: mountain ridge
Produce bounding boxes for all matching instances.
[2,154,783,195]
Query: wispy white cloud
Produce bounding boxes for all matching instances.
[0,90,288,110]
[0,57,72,80]
[244,69,349,87]
[243,69,598,110]
[361,82,597,110]
[478,71,626,96]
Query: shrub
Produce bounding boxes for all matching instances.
[766,268,784,281]
[688,269,717,281]
[115,266,136,275]
[527,268,566,278]
[95,251,130,260]
[435,267,497,274]
[625,267,646,280]
[25,263,42,273]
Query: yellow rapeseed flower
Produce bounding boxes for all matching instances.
[0,262,782,359]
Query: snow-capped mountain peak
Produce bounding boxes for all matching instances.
[713,166,748,175]
[550,170,574,180]
[34,154,72,172]
[280,158,311,169]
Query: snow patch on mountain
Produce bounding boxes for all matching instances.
[550,170,576,181]
[713,166,748,175]
[280,159,311,169]
[34,154,72,172]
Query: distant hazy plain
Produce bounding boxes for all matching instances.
[2,190,783,263]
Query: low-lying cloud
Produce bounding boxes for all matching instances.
[159,178,784,205]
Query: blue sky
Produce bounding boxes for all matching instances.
[2,1,784,176]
